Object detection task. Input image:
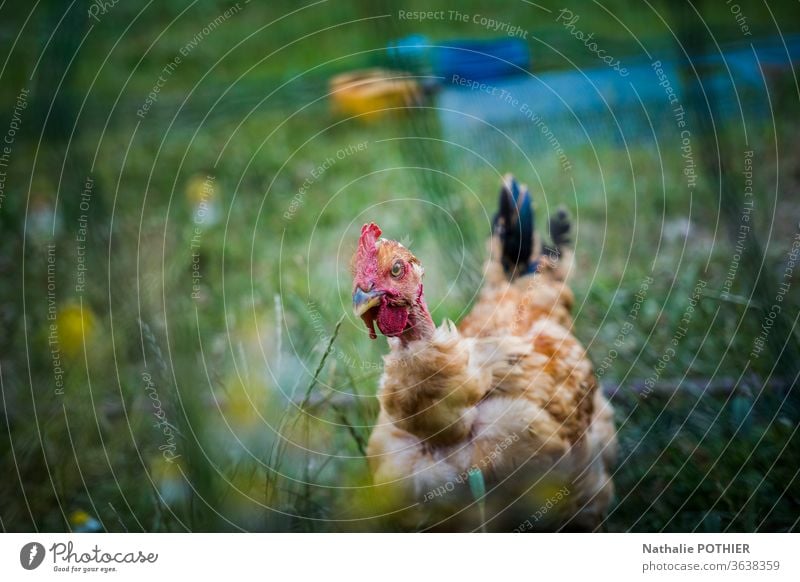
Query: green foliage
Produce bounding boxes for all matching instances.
[1,0,798,532]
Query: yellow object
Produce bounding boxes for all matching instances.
[329,68,422,121]
[57,302,96,357]
[69,509,102,532]
[149,455,189,504]
[185,174,216,206]
[69,509,91,527]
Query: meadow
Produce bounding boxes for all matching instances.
[0,0,798,532]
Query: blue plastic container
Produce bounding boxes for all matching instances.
[433,38,530,81]
[388,36,530,82]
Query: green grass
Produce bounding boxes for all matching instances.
[1,0,798,532]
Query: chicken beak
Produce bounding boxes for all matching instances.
[353,287,383,316]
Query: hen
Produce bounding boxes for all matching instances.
[351,175,617,531]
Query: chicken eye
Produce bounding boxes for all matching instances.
[390,260,404,278]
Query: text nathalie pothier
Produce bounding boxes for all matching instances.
[643,543,750,554]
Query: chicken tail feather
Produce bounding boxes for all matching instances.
[494,173,536,278]
[543,206,574,282]
[542,206,572,258]
[549,206,571,249]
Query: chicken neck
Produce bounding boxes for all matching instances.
[397,284,434,346]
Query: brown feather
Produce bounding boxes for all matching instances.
[359,226,616,531]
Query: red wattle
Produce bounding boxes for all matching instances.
[376,298,408,337]
[361,307,378,339]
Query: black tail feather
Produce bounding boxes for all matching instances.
[549,206,571,248]
[494,174,534,276]
[543,207,572,260]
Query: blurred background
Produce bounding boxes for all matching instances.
[0,0,798,532]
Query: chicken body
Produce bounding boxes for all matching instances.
[353,178,617,531]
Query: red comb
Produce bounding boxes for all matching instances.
[359,223,382,249]
[354,223,381,281]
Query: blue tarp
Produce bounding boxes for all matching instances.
[435,35,800,158]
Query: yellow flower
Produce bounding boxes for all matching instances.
[186,174,220,225]
[223,379,267,429]
[150,455,189,505]
[69,509,102,532]
[185,174,216,205]
[69,509,90,526]
[57,302,96,357]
